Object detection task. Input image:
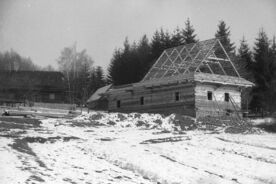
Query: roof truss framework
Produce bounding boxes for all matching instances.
[142,38,240,82]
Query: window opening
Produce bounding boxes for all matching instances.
[117,100,121,108]
[225,93,230,102]
[140,97,144,105]
[207,91,213,100]
[175,92,180,101]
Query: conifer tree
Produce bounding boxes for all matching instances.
[151,28,171,65]
[237,37,253,110]
[159,28,172,49]
[137,35,152,78]
[237,36,253,80]
[182,18,198,44]
[123,37,131,54]
[250,29,273,112]
[270,36,276,70]
[164,30,172,48]
[271,36,276,55]
[268,36,276,112]
[88,66,105,97]
[171,26,184,47]
[95,66,105,86]
[215,21,235,54]
[107,37,146,85]
[107,49,123,85]
[151,30,163,61]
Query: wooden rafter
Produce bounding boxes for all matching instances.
[142,51,166,81]
[207,56,230,62]
[206,63,214,74]
[206,51,227,75]
[217,61,227,75]
[183,51,202,74]
[193,40,218,74]
[142,38,242,82]
[217,40,241,78]
[203,60,227,76]
[195,63,214,74]
[162,49,182,77]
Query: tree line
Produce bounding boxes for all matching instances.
[107,19,276,114]
[0,50,39,71]
[0,47,106,106]
[0,50,57,71]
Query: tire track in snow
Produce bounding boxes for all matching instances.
[183,136,276,165]
[159,154,241,184]
[146,136,276,184]
[216,137,276,151]
[75,145,155,184]
[215,147,276,165]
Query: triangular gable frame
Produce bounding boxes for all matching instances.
[196,63,213,74]
[202,40,240,77]
[142,38,241,82]
[182,41,213,74]
[196,50,226,75]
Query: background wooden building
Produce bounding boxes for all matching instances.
[0,71,66,105]
[105,38,253,117]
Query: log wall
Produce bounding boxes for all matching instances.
[108,82,242,118]
[108,82,196,116]
[195,83,241,117]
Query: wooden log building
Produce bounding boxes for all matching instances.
[93,38,254,117]
[0,71,66,105]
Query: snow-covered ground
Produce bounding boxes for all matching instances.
[1,111,276,184]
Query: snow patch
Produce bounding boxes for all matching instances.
[73,111,197,132]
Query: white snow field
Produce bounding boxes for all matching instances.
[0,111,276,184]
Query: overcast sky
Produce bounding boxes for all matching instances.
[0,0,275,71]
